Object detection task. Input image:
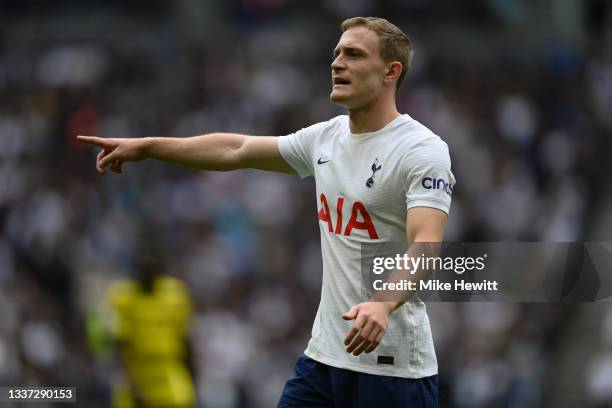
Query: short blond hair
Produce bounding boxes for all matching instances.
[341,17,413,90]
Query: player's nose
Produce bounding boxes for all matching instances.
[331,56,345,71]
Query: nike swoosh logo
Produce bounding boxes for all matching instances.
[317,158,330,165]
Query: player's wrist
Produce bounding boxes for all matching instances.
[139,137,155,158]
[389,301,403,313]
[375,301,400,315]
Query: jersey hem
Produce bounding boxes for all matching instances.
[303,348,438,379]
[407,199,450,215]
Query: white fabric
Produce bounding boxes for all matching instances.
[278,114,455,378]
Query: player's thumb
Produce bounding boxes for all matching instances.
[99,150,120,169]
[342,305,359,321]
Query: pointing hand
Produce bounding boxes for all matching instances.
[77,135,146,174]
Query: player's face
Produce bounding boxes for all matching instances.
[330,27,389,109]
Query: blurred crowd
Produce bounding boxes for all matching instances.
[0,0,611,407]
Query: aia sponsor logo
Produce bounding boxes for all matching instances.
[421,176,453,195]
[317,193,379,239]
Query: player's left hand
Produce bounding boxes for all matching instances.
[342,302,394,356]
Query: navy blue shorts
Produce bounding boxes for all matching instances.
[277,354,438,408]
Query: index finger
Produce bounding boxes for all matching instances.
[77,135,110,148]
[344,327,359,347]
[346,321,374,354]
[344,314,366,346]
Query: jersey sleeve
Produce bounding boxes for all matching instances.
[405,140,455,214]
[277,121,326,178]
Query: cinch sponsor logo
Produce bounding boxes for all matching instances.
[421,177,454,195]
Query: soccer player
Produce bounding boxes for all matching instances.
[79,17,454,408]
[108,252,195,408]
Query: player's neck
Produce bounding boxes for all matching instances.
[347,99,400,134]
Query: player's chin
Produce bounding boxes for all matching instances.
[330,90,352,106]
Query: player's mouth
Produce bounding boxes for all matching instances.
[333,77,351,86]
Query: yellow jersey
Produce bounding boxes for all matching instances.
[108,276,195,408]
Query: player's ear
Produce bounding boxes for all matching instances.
[384,61,402,84]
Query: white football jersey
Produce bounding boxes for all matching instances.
[278,114,455,378]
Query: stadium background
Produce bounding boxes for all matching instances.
[0,0,611,407]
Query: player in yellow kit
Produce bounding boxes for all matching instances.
[108,252,195,408]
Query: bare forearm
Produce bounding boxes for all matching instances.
[142,133,246,171]
[78,131,293,175]
[376,207,448,312]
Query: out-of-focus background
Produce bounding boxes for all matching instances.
[0,0,611,407]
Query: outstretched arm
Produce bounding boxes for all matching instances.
[77,133,296,175]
